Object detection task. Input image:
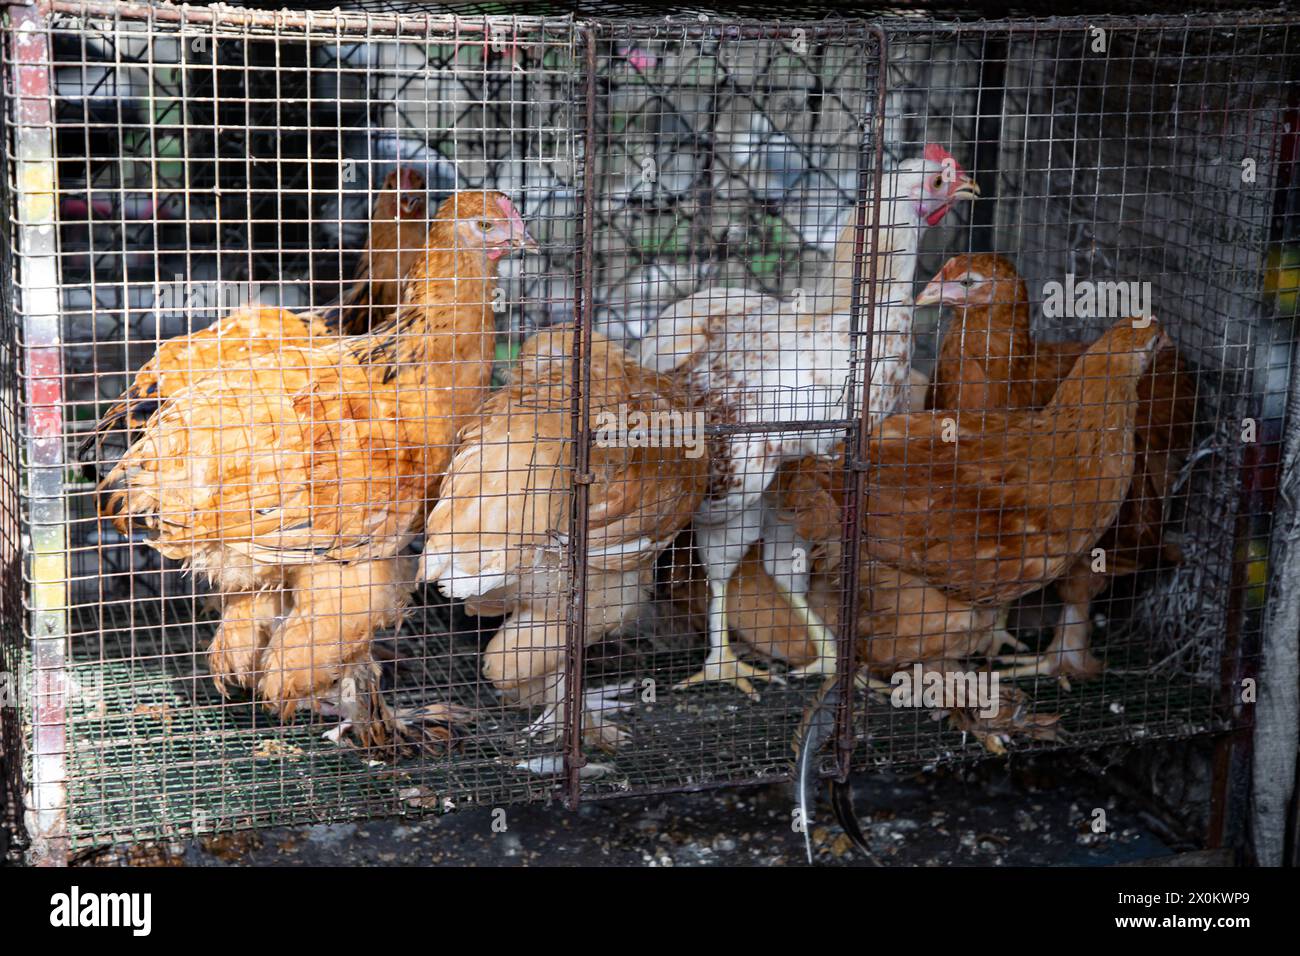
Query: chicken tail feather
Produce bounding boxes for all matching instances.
[829,779,879,865]
[792,674,839,864]
[76,390,157,485]
[793,674,882,865]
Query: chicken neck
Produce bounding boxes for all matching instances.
[349,235,500,467]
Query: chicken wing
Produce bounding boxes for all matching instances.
[423,327,708,748]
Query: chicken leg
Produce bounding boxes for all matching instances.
[760,507,839,679]
[208,586,287,696]
[675,579,781,700]
[322,658,470,757]
[675,493,783,699]
[782,584,839,678]
[258,557,411,723]
[515,672,638,753]
[483,569,648,751]
[995,563,1106,684]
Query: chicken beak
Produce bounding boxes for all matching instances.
[514,227,540,254]
[926,176,980,227]
[914,277,944,306]
[951,176,981,202]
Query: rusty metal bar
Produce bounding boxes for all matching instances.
[38,0,569,38]
[831,26,889,782]
[8,0,67,867]
[562,24,599,809]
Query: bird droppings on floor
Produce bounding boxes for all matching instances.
[70,755,1175,867]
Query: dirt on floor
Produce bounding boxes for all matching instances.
[66,754,1182,867]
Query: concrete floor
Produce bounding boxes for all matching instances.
[72,756,1177,867]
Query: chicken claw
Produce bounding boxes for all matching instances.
[987,608,1030,656]
[783,586,840,680]
[522,680,638,753]
[675,645,780,701]
[208,588,286,696]
[676,588,782,700]
[994,606,1104,685]
[854,670,895,695]
[949,686,1061,754]
[316,660,474,759]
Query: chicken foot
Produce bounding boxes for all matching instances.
[482,573,646,752]
[675,580,782,701]
[322,659,472,758]
[995,609,1103,686]
[995,564,1106,685]
[948,684,1062,755]
[677,501,785,699]
[258,556,412,727]
[208,587,287,696]
[783,584,839,679]
[518,675,638,753]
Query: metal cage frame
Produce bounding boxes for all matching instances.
[1,0,1297,866]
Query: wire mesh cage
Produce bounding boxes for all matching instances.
[1,0,1297,864]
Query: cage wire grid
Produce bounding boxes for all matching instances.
[0,1,1295,856]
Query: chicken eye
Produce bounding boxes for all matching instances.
[478,219,494,233]
[960,277,973,287]
[931,174,945,191]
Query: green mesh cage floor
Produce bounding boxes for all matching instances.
[29,593,1233,848]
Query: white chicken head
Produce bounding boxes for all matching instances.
[882,144,980,230]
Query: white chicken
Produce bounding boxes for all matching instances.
[638,144,978,695]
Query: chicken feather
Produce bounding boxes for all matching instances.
[423,327,708,748]
[919,253,1196,678]
[77,305,333,484]
[93,191,536,753]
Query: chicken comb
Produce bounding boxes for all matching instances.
[924,142,966,179]
[495,194,527,233]
[395,166,423,192]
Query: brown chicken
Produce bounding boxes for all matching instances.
[778,319,1169,634]
[94,191,537,752]
[766,457,1010,661]
[663,455,1049,750]
[338,166,431,335]
[422,327,708,749]
[855,320,1169,602]
[772,455,1055,751]
[918,254,1196,678]
[77,305,333,480]
[771,319,1170,750]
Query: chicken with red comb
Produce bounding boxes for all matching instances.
[637,144,979,695]
[917,253,1196,681]
[94,190,538,754]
